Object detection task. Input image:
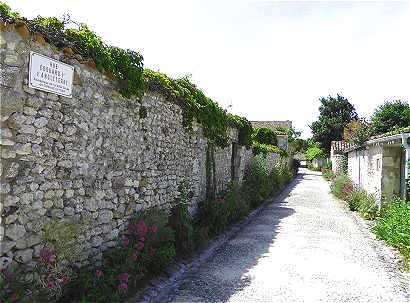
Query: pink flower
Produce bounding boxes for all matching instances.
[136,220,148,236]
[127,222,137,234]
[122,237,130,247]
[95,269,103,279]
[61,276,70,285]
[150,225,158,234]
[118,273,130,283]
[149,247,156,257]
[131,252,140,262]
[118,282,128,294]
[47,281,55,289]
[136,241,145,251]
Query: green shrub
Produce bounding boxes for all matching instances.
[197,159,293,240]
[374,199,410,266]
[322,168,336,181]
[330,175,378,220]
[196,182,247,237]
[357,194,378,220]
[242,157,271,206]
[346,189,367,211]
[169,182,196,258]
[330,175,353,200]
[0,264,28,303]
[252,127,278,146]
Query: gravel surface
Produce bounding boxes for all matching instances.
[165,169,410,303]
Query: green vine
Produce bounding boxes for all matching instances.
[0,2,253,148]
[144,69,252,147]
[252,142,287,157]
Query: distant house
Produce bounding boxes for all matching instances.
[341,131,410,202]
[251,120,292,151]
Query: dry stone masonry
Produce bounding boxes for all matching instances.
[0,26,286,269]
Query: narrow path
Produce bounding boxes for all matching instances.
[165,169,409,303]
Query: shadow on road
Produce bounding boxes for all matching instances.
[167,173,305,302]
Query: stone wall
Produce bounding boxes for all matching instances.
[331,154,345,175]
[0,26,289,268]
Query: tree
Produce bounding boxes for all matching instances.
[343,119,371,146]
[252,127,278,146]
[310,95,358,152]
[371,100,410,135]
[305,147,327,161]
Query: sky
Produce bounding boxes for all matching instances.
[8,0,410,138]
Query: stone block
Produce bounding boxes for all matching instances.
[15,249,33,263]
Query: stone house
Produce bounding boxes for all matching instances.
[343,132,410,202]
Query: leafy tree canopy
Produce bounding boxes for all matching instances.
[306,147,327,161]
[371,100,410,135]
[343,119,371,147]
[252,127,278,146]
[310,94,358,152]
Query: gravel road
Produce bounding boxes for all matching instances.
[164,169,409,303]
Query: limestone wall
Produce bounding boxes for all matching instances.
[0,27,275,267]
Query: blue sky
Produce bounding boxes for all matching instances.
[8,0,410,137]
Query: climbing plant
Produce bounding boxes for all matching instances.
[0,2,253,148]
[144,70,253,148]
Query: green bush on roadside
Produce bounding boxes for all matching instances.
[330,175,353,200]
[322,168,336,181]
[374,199,410,267]
[357,194,378,220]
[346,189,367,211]
[330,175,379,220]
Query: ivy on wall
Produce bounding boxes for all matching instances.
[0,2,253,148]
[144,70,253,148]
